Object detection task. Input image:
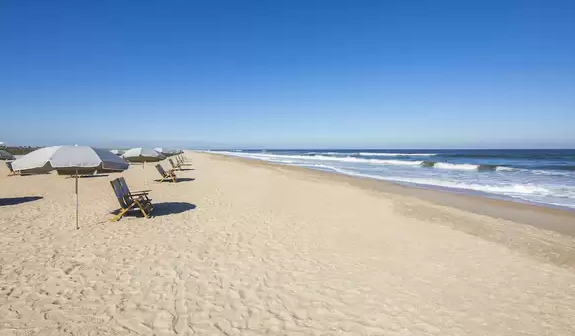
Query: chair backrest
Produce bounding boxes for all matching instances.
[5,161,14,172]
[168,158,176,168]
[155,164,166,176]
[110,179,128,208]
[118,177,131,196]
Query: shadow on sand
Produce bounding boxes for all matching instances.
[153,202,197,216]
[0,196,44,206]
[154,177,195,183]
[12,172,51,176]
[110,202,196,218]
[64,174,110,179]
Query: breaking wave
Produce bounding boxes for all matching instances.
[359,152,437,157]
[212,151,572,175]
[420,161,500,171]
[302,165,553,195]
[213,152,544,172]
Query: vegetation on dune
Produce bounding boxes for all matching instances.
[0,145,42,155]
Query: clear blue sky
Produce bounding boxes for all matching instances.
[1,0,574,149]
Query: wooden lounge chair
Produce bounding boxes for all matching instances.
[110,178,153,221]
[118,177,152,202]
[6,161,19,176]
[176,156,192,166]
[168,158,182,171]
[155,164,178,182]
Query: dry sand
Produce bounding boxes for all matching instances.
[1,152,574,336]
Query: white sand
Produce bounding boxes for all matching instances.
[1,152,574,335]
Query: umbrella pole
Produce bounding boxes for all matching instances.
[144,161,147,187]
[75,170,79,230]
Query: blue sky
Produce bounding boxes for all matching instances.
[1,0,574,149]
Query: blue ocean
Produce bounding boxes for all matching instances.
[213,149,575,209]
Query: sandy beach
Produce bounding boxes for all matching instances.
[1,151,575,336]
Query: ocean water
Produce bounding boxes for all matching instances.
[211,149,575,210]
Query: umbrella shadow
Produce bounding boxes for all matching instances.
[154,177,195,183]
[64,174,110,179]
[0,196,43,206]
[13,172,52,176]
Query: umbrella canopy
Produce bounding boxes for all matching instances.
[0,149,15,160]
[12,146,129,174]
[122,147,165,162]
[11,146,130,230]
[110,149,126,156]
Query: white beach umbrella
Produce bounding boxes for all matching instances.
[168,149,183,155]
[11,146,129,229]
[0,149,15,160]
[122,148,165,186]
[110,149,126,156]
[121,147,165,163]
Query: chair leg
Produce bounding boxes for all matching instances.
[111,205,133,222]
[135,199,152,218]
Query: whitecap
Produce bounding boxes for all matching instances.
[359,152,437,157]
[433,162,479,170]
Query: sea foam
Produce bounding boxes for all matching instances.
[359,152,437,157]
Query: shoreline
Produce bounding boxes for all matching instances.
[208,150,575,212]
[206,152,575,237]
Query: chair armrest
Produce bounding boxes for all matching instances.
[129,190,151,196]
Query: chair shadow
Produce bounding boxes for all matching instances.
[154,177,195,183]
[0,196,43,206]
[64,174,109,179]
[177,168,195,171]
[153,202,197,217]
[110,202,196,218]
